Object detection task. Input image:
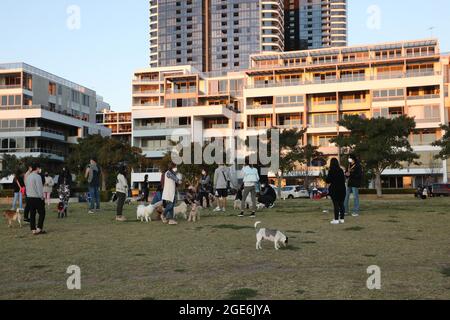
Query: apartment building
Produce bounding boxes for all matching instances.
[150,0,284,72]
[132,39,449,188]
[0,63,110,163]
[96,110,132,144]
[284,0,347,51]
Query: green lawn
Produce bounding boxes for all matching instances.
[1,196,449,300]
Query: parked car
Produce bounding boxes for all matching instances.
[431,183,450,197]
[280,185,310,199]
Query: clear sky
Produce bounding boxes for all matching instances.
[1,0,449,111]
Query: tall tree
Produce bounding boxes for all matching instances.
[331,115,419,197]
[67,135,145,190]
[299,144,324,188]
[267,128,306,198]
[433,125,450,159]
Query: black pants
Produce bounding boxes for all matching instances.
[28,198,46,231]
[332,198,345,220]
[142,189,149,202]
[24,196,30,220]
[116,192,126,216]
[198,192,210,207]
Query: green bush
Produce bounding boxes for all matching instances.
[0,189,14,198]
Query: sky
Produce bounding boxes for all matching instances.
[0,0,449,111]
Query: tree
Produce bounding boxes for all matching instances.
[67,135,145,190]
[1,154,59,178]
[267,129,306,198]
[331,115,419,197]
[298,144,324,189]
[156,141,221,188]
[433,125,450,159]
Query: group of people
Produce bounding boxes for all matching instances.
[325,154,362,225]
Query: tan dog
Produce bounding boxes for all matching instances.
[188,204,201,223]
[3,209,23,228]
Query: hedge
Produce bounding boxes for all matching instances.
[358,189,416,195]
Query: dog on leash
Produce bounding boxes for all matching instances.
[3,209,23,228]
[174,202,188,220]
[234,199,266,211]
[137,201,163,223]
[255,221,288,250]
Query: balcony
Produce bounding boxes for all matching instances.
[0,84,21,90]
[407,94,440,100]
[247,104,274,110]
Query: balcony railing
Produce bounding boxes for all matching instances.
[246,71,442,89]
[0,148,64,157]
[0,105,90,122]
[247,104,274,110]
[414,117,441,123]
[407,94,440,100]
[0,84,21,89]
[134,124,191,130]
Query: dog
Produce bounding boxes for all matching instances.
[255,221,288,250]
[137,201,163,223]
[3,209,23,228]
[188,204,201,223]
[174,202,188,220]
[234,199,266,211]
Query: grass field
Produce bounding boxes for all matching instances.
[1,196,449,300]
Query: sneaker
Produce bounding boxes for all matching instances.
[168,220,178,225]
[116,216,127,222]
[238,212,244,217]
[250,213,256,218]
[330,220,340,225]
[339,219,345,224]
[221,208,226,212]
[352,213,360,217]
[213,207,222,212]
[88,210,95,214]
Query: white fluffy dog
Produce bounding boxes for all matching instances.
[255,221,288,251]
[174,202,188,220]
[137,201,162,223]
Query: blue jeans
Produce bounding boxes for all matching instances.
[345,187,360,214]
[12,192,23,210]
[164,200,175,220]
[88,186,100,210]
[151,191,162,205]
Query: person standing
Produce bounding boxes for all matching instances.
[26,163,46,235]
[199,169,211,208]
[85,158,101,214]
[213,164,230,212]
[239,160,259,218]
[142,174,150,203]
[345,154,363,217]
[162,162,181,225]
[326,158,347,225]
[115,166,128,222]
[11,170,24,210]
[43,172,54,207]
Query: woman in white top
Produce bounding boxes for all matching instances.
[115,166,129,222]
[43,172,54,206]
[239,159,260,218]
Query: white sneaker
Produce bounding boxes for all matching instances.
[330,220,340,225]
[221,208,226,212]
[352,213,360,217]
[213,207,221,212]
[88,210,95,214]
[339,219,345,224]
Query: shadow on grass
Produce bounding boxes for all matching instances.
[440,267,450,277]
[280,245,301,251]
[226,288,258,300]
[211,224,254,231]
[141,297,157,300]
[383,220,400,223]
[296,289,306,295]
[301,241,317,244]
[30,265,48,270]
[175,269,186,273]
[344,226,364,232]
[363,254,377,258]
[286,230,302,234]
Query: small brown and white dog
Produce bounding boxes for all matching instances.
[3,209,23,228]
[255,221,288,250]
[188,203,201,223]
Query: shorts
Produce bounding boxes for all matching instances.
[217,189,228,198]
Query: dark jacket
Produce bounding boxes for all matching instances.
[259,185,277,203]
[199,175,211,193]
[347,162,363,188]
[13,176,24,193]
[58,171,72,187]
[326,168,347,201]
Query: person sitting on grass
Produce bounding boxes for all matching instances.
[258,183,277,208]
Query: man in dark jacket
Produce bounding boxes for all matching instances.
[258,183,277,208]
[344,154,363,217]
